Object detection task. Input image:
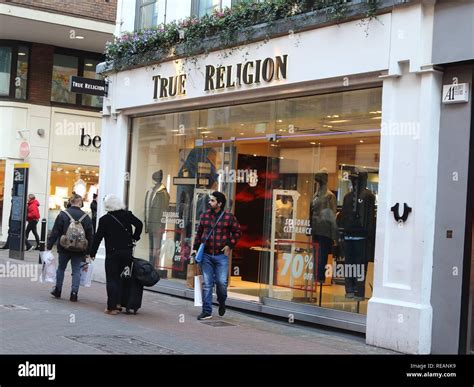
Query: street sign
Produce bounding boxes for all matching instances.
[70,76,107,96]
[442,83,470,104]
[9,163,29,260]
[19,141,30,158]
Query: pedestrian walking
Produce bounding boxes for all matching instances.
[25,194,40,251]
[193,191,241,320]
[47,194,93,302]
[90,194,143,315]
[90,193,98,233]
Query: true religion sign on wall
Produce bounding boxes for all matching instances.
[152,54,288,100]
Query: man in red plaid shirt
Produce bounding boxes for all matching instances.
[193,191,241,320]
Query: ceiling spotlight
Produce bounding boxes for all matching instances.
[310,142,316,145]
[277,119,283,123]
[75,36,84,39]
[360,140,364,143]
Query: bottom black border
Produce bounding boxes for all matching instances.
[1,354,473,385]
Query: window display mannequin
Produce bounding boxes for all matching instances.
[144,170,170,268]
[275,195,293,239]
[309,169,338,284]
[338,168,376,300]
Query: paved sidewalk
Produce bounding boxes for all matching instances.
[0,250,395,355]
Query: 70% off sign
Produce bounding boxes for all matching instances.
[280,253,314,282]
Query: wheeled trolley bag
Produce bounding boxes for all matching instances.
[121,276,144,314]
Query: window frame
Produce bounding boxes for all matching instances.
[135,0,159,31]
[0,40,31,101]
[191,0,223,18]
[51,47,104,110]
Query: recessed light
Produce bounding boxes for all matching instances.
[280,157,284,159]
[310,142,316,145]
[85,63,94,67]
[18,52,26,56]
[328,120,349,124]
[253,154,257,157]
[200,131,212,134]
[240,124,244,126]
[240,132,244,135]
[75,36,84,39]
[332,115,339,118]
[359,140,364,143]
[371,116,382,120]
[277,119,283,123]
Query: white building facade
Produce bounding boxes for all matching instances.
[96,0,473,354]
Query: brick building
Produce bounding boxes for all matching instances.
[0,0,117,240]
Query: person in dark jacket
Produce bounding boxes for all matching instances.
[25,194,41,251]
[90,193,98,233]
[47,194,93,302]
[90,194,143,315]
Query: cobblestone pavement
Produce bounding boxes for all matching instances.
[0,250,395,355]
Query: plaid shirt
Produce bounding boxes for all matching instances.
[194,209,241,255]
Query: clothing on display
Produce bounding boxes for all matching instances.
[144,170,170,268]
[310,169,338,283]
[338,168,376,298]
[275,196,293,239]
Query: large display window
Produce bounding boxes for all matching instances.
[129,87,381,314]
[49,163,99,230]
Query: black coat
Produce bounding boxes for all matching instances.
[90,210,143,257]
[47,206,93,255]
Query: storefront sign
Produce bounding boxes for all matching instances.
[80,128,101,151]
[205,55,288,91]
[152,74,187,99]
[70,76,107,96]
[152,54,288,100]
[442,83,469,104]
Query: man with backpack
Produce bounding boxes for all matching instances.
[47,194,93,302]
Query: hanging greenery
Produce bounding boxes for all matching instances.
[104,0,383,72]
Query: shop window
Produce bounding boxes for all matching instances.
[0,160,5,229]
[129,88,382,315]
[0,44,29,100]
[136,0,160,30]
[51,52,104,108]
[51,54,78,104]
[49,163,99,230]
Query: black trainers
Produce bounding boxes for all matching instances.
[197,312,212,320]
[50,287,61,298]
[70,292,78,302]
[218,303,226,317]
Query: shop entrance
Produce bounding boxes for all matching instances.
[129,87,382,314]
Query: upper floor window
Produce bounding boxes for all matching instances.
[191,0,222,18]
[0,44,29,100]
[51,52,103,108]
[136,0,159,30]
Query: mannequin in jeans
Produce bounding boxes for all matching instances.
[309,169,338,285]
[338,168,376,300]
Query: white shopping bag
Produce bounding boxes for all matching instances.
[80,262,94,287]
[194,275,203,307]
[39,250,56,283]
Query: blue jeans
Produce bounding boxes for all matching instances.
[56,253,83,294]
[200,253,229,315]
